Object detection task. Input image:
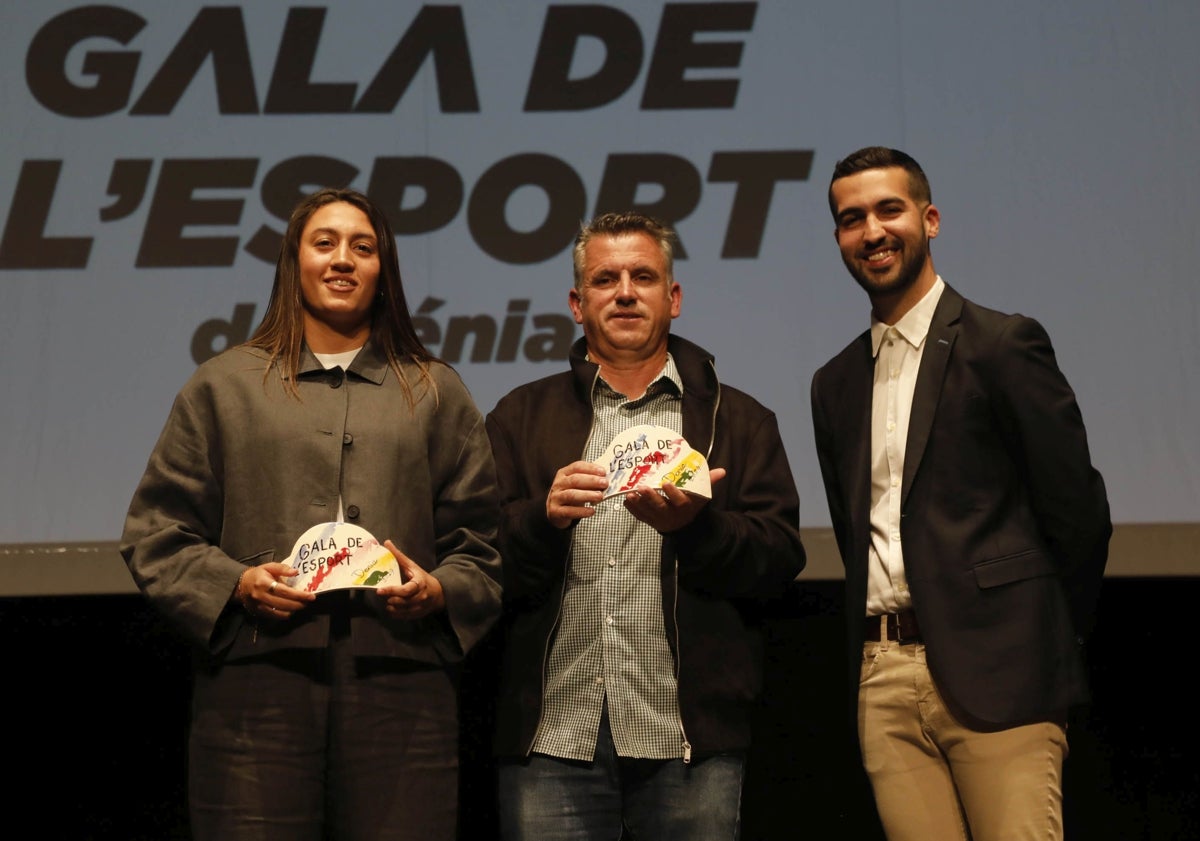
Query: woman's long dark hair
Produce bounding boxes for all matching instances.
[246,187,438,405]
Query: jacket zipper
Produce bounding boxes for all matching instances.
[675,361,719,764]
[673,551,692,764]
[528,531,575,757]
[705,359,720,460]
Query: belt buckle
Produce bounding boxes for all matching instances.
[892,611,919,645]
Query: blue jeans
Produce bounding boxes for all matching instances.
[497,708,744,841]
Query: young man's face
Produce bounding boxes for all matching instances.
[831,166,939,307]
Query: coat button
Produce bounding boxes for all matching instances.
[346,505,360,519]
[343,433,353,445]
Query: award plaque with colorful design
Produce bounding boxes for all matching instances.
[286,522,400,593]
[597,424,711,501]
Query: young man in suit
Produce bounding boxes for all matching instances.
[811,146,1111,840]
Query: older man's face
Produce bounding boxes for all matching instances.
[569,232,681,368]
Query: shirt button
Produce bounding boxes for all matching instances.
[605,615,614,626]
[346,505,360,519]
[608,558,617,567]
[594,676,604,685]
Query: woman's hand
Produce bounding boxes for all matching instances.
[375,540,445,620]
[234,562,315,620]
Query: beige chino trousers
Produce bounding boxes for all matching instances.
[859,635,1067,841]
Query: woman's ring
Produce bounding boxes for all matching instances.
[268,581,277,594]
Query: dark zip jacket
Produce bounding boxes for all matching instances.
[486,334,806,759]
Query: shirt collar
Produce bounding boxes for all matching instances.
[297,339,389,385]
[594,353,683,401]
[870,275,945,358]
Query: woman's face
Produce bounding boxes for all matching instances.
[298,201,381,350]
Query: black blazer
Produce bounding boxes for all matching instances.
[811,283,1111,731]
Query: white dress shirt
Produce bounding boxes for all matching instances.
[865,276,945,617]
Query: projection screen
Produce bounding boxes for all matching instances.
[2,1,1197,594]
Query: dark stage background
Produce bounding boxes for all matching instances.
[5,577,1194,840]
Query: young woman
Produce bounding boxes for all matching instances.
[122,188,502,840]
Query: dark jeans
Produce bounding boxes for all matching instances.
[497,707,744,841]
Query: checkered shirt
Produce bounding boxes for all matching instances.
[530,355,686,760]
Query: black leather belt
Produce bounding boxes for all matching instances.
[864,610,921,644]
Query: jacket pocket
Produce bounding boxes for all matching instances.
[210,550,275,657]
[972,549,1055,589]
[238,548,275,566]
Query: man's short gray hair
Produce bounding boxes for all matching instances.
[572,212,677,289]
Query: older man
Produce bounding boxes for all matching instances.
[487,211,806,840]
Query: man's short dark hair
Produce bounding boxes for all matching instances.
[828,146,932,219]
[573,212,677,289]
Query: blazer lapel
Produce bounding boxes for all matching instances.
[902,286,963,508]
[843,334,875,545]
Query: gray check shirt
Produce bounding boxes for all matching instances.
[530,356,686,761]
